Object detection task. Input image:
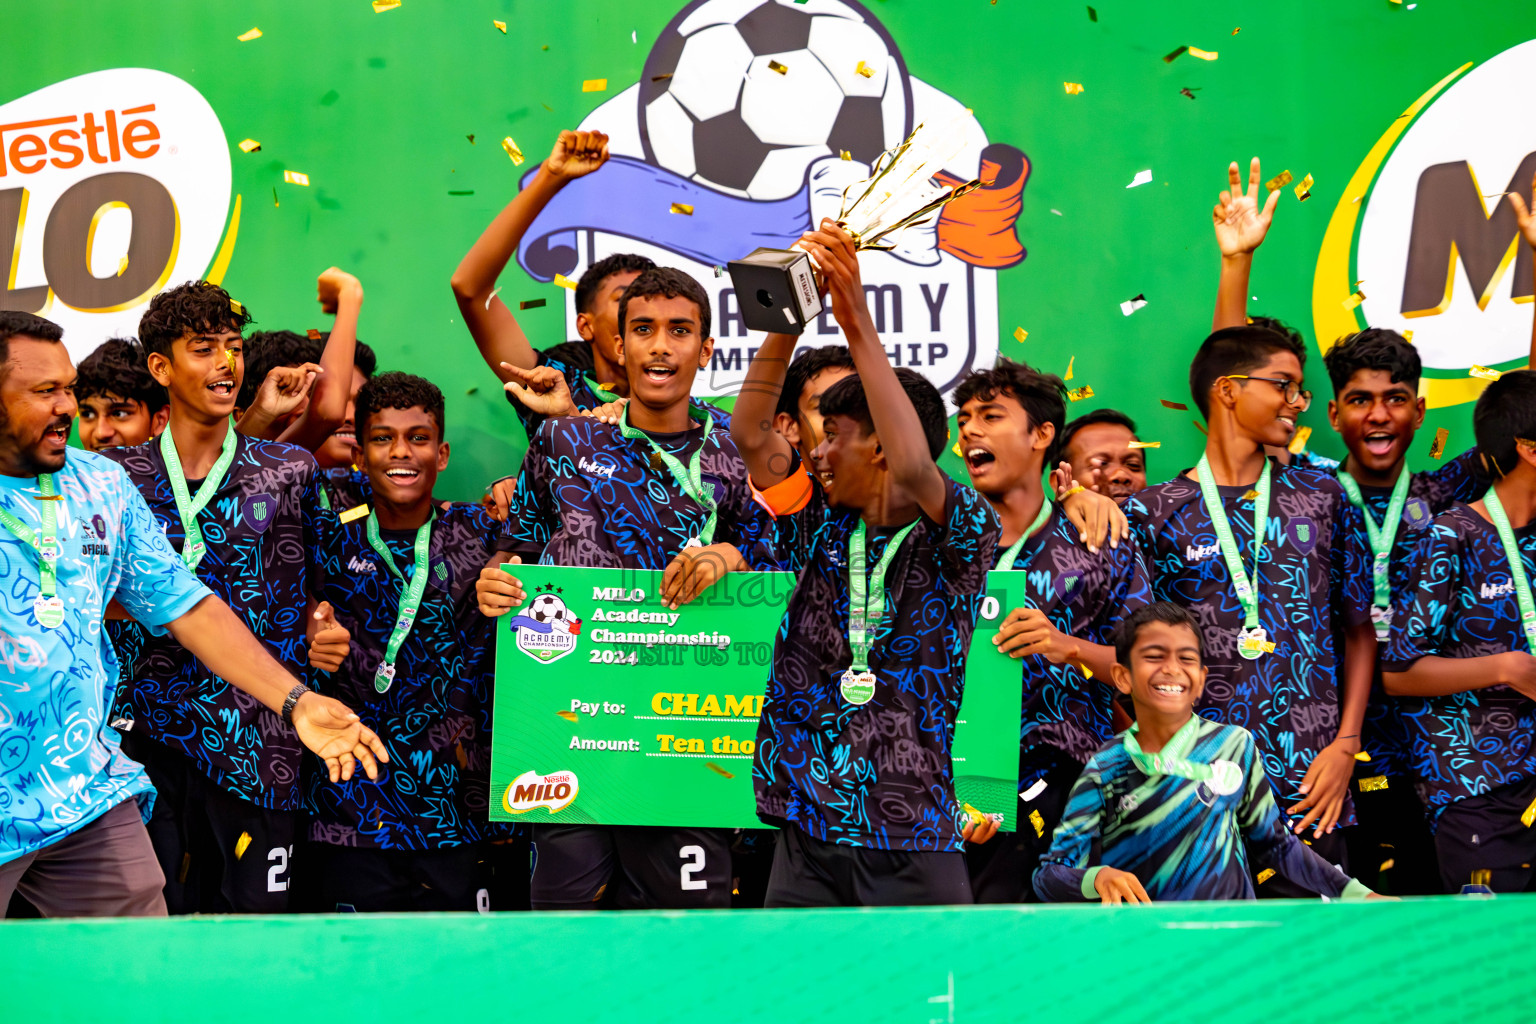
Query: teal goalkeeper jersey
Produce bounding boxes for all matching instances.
[1034,717,1372,901]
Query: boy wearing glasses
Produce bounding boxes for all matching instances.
[1124,325,1376,892]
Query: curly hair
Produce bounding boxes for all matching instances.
[618,267,712,341]
[354,371,445,438]
[76,338,167,411]
[576,253,656,316]
[138,281,253,357]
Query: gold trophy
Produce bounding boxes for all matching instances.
[727,118,985,334]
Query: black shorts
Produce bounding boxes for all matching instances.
[1345,765,1442,895]
[764,826,972,908]
[310,842,494,913]
[120,731,300,914]
[529,825,732,909]
[1434,775,1536,894]
[966,749,1081,904]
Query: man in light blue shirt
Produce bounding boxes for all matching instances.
[0,311,388,917]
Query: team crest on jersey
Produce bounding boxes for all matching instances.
[1287,517,1318,555]
[1055,573,1082,602]
[508,585,585,663]
[243,492,277,533]
[91,514,107,539]
[1403,497,1432,530]
[428,556,452,591]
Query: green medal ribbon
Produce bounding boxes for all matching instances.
[160,426,239,572]
[842,518,921,704]
[584,375,621,405]
[1337,469,1411,644]
[1196,454,1272,660]
[617,404,718,547]
[1123,718,1243,795]
[364,509,435,693]
[994,497,1054,572]
[0,473,64,628]
[1485,488,1536,654]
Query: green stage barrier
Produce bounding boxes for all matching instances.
[2,898,1530,1023]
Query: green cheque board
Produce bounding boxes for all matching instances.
[490,566,1026,830]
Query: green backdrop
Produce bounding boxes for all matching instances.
[2,0,1530,497]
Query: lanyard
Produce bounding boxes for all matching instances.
[161,426,239,571]
[1337,469,1411,642]
[1485,488,1536,654]
[365,509,434,692]
[0,473,63,628]
[617,404,717,546]
[995,497,1054,571]
[847,519,920,673]
[1123,719,1243,795]
[584,375,620,404]
[1196,454,1270,632]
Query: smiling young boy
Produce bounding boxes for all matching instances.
[1034,603,1377,902]
[1125,325,1375,893]
[952,359,1152,902]
[104,281,329,914]
[303,372,512,911]
[477,266,777,910]
[750,222,999,906]
[75,338,168,452]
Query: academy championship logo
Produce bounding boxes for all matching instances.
[0,68,235,363]
[1314,39,1535,410]
[501,769,579,815]
[514,0,1029,403]
[508,584,584,664]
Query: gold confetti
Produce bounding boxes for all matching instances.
[1066,385,1094,402]
[1256,868,1276,884]
[1064,356,1075,381]
[272,187,279,207]
[1358,775,1389,793]
[1342,290,1365,311]
[1287,424,1312,454]
[1429,427,1448,460]
[582,79,608,92]
[234,831,253,859]
[1160,399,1188,411]
[670,202,694,215]
[1029,809,1045,837]
[1264,170,1293,192]
[951,440,962,457]
[767,60,788,75]
[225,350,237,376]
[339,504,371,524]
[306,328,323,341]
[501,136,524,165]
[556,710,579,722]
[519,298,546,310]
[1402,330,1413,343]
[1355,750,1372,762]
[467,134,476,144]
[237,27,262,42]
[371,0,400,11]
[230,298,244,315]
[1193,420,1209,436]
[238,139,262,153]
[1522,794,1536,828]
[117,255,128,277]
[1294,173,1314,201]
[1179,87,1197,100]
[839,150,852,161]
[284,170,310,186]
[1241,489,1260,500]
[1163,46,1187,62]
[554,273,578,290]
[493,19,506,32]
[855,60,874,79]
[1232,26,1241,34]
[1379,858,1395,873]
[1013,327,1028,343]
[706,762,735,779]
[1188,47,1218,60]
[1064,82,1085,94]
[1469,365,1503,381]
[650,73,673,82]
[1127,440,1161,449]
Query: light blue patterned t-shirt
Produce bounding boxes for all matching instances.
[0,451,210,864]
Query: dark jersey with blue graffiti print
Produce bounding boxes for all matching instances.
[1125,464,1358,826]
[104,433,323,810]
[499,414,777,571]
[307,502,509,850]
[1381,502,1536,825]
[1034,718,1368,901]
[753,478,1000,853]
[1341,448,1488,778]
[1004,508,1154,783]
[317,466,368,513]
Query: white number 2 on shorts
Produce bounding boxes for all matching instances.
[267,845,293,892]
[679,844,707,890]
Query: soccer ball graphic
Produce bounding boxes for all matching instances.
[639,0,913,200]
[528,593,569,626]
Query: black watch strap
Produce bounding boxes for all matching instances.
[281,682,309,726]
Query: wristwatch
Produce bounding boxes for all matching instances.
[281,682,310,726]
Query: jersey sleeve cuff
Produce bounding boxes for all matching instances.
[133,583,214,633]
[1080,865,1104,900]
[1341,877,1374,901]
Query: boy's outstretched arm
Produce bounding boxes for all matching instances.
[450,130,609,385]
[731,332,800,488]
[279,267,361,451]
[1211,157,1280,332]
[797,220,947,523]
[1031,765,1122,902]
[1511,170,1536,368]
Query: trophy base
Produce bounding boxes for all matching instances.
[725,247,824,335]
